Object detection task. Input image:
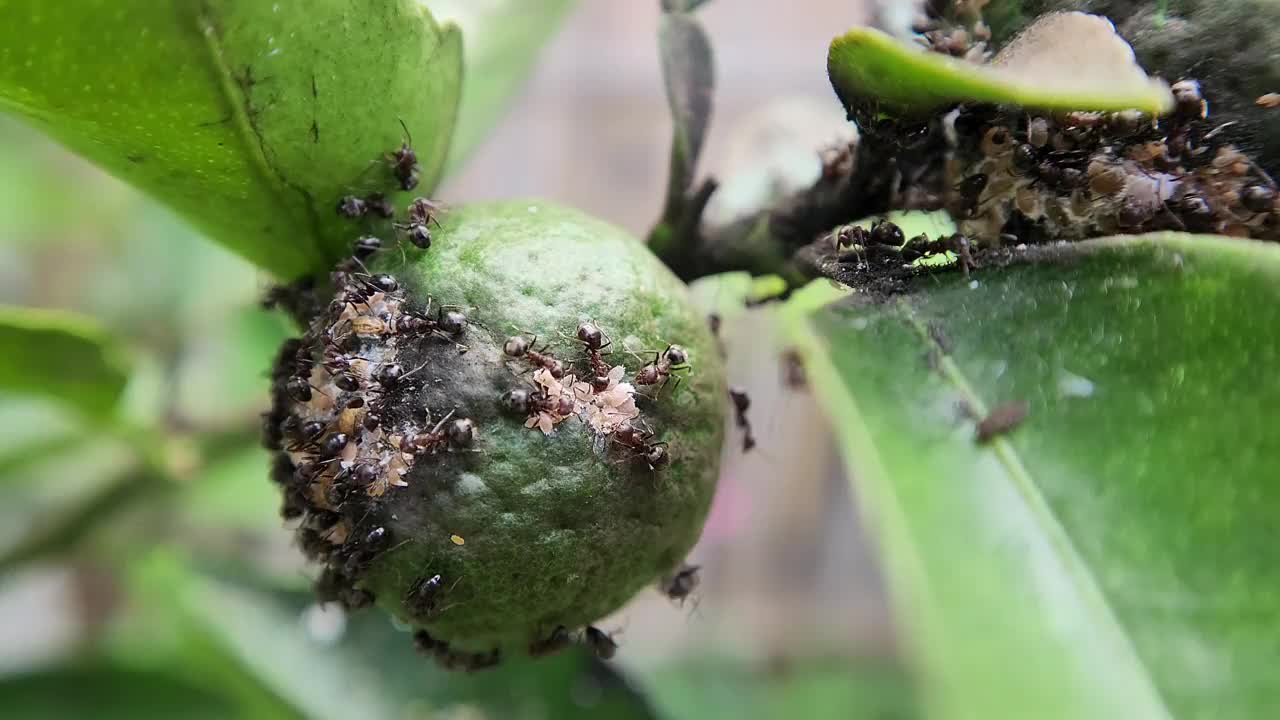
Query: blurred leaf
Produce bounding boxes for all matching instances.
[647,658,919,720]
[429,0,578,175]
[0,0,463,278]
[827,14,1172,115]
[137,555,658,720]
[175,307,293,428]
[650,5,716,270]
[182,445,284,532]
[660,11,714,195]
[784,233,1280,718]
[0,306,129,418]
[0,664,252,720]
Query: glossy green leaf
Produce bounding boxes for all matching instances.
[827,13,1172,115]
[0,665,253,720]
[0,306,130,417]
[138,555,657,720]
[647,659,919,720]
[429,0,578,174]
[784,233,1280,719]
[0,0,463,278]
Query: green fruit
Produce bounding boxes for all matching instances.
[267,200,725,668]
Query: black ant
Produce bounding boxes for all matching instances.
[900,232,976,276]
[406,411,476,455]
[529,626,572,657]
[407,573,444,618]
[501,386,575,421]
[634,344,691,395]
[612,422,669,471]
[662,564,701,606]
[955,173,989,217]
[569,321,613,389]
[395,197,444,249]
[503,334,566,378]
[352,235,382,259]
[582,626,618,660]
[388,119,419,191]
[728,386,756,452]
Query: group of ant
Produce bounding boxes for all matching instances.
[500,321,693,471]
[833,221,978,276]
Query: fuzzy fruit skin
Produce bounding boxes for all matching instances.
[360,200,725,652]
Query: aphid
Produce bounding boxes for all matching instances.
[334,372,361,392]
[336,195,367,218]
[582,626,618,660]
[503,335,566,378]
[450,533,466,546]
[728,386,756,452]
[437,310,467,336]
[1171,79,1207,120]
[352,235,382,259]
[529,626,572,657]
[975,401,1029,444]
[663,564,701,605]
[634,344,691,394]
[1241,185,1276,214]
[1257,93,1280,110]
[1026,116,1050,148]
[389,119,420,191]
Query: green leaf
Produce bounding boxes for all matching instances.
[0,665,253,720]
[783,233,1280,719]
[0,306,130,418]
[828,13,1172,115]
[138,555,657,720]
[646,658,920,720]
[0,0,463,278]
[429,0,578,175]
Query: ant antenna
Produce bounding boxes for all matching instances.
[397,118,413,146]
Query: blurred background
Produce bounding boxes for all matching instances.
[0,1,918,718]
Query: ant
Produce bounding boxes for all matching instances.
[954,173,989,217]
[900,232,977,276]
[395,197,444,250]
[405,411,477,455]
[407,573,444,618]
[529,626,572,657]
[582,626,618,660]
[502,386,575,422]
[336,193,396,220]
[388,119,419,191]
[568,321,613,389]
[634,344,691,395]
[612,422,669,471]
[503,334,566,379]
[728,387,756,452]
[395,304,468,339]
[662,563,701,606]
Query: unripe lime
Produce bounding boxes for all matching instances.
[267,200,725,668]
